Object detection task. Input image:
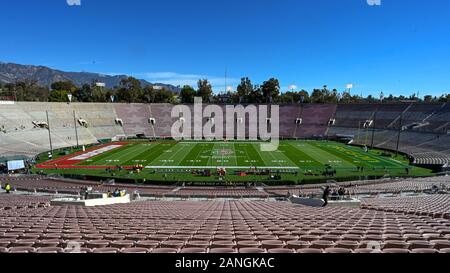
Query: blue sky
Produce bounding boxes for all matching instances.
[1,0,449,97]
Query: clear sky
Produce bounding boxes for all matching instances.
[1,0,449,97]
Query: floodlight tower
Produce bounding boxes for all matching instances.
[288,85,297,104]
[46,110,53,155]
[73,110,79,148]
[224,69,228,95]
[288,85,297,92]
[370,106,379,149]
[396,112,404,156]
[346,83,354,96]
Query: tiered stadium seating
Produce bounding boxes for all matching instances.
[295,104,336,138]
[376,104,409,129]
[401,104,443,129]
[0,102,125,157]
[330,103,450,168]
[0,176,175,197]
[113,103,152,137]
[421,103,450,133]
[264,176,450,196]
[0,194,50,210]
[278,105,301,139]
[169,187,269,198]
[148,104,176,139]
[362,195,450,219]
[2,175,449,199]
[333,104,376,128]
[0,197,449,253]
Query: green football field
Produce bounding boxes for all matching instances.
[79,140,411,171]
[36,140,433,184]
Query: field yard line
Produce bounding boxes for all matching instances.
[233,143,240,166]
[236,143,251,167]
[91,144,142,165]
[344,145,409,168]
[191,143,204,166]
[188,143,213,167]
[207,143,216,167]
[145,166,299,169]
[286,141,323,170]
[315,142,406,169]
[206,143,213,167]
[244,143,266,167]
[114,144,156,163]
[315,142,373,167]
[273,143,299,168]
[242,144,252,166]
[122,144,162,165]
[109,145,145,160]
[252,143,282,167]
[230,143,238,167]
[80,144,132,165]
[149,143,183,167]
[285,142,324,167]
[147,143,179,166]
[141,143,168,164]
[221,143,224,167]
[263,145,283,167]
[161,143,196,167]
[233,143,239,166]
[302,142,355,168]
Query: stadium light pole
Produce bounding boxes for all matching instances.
[46,110,53,155]
[13,86,17,102]
[346,84,353,96]
[289,85,297,104]
[370,106,379,149]
[73,110,79,148]
[396,112,403,156]
[357,121,361,144]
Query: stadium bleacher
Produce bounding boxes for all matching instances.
[0,192,449,253]
[329,103,450,168]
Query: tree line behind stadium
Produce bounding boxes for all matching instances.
[1,76,449,104]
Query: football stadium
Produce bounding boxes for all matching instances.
[0,0,450,267]
[1,101,449,256]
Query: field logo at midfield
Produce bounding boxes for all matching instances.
[171,97,279,151]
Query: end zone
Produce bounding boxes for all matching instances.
[36,142,128,170]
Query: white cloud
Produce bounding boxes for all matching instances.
[66,0,81,6]
[138,72,239,91]
[367,0,381,6]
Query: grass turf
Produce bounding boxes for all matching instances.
[35,140,434,184]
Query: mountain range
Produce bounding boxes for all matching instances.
[0,62,180,92]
